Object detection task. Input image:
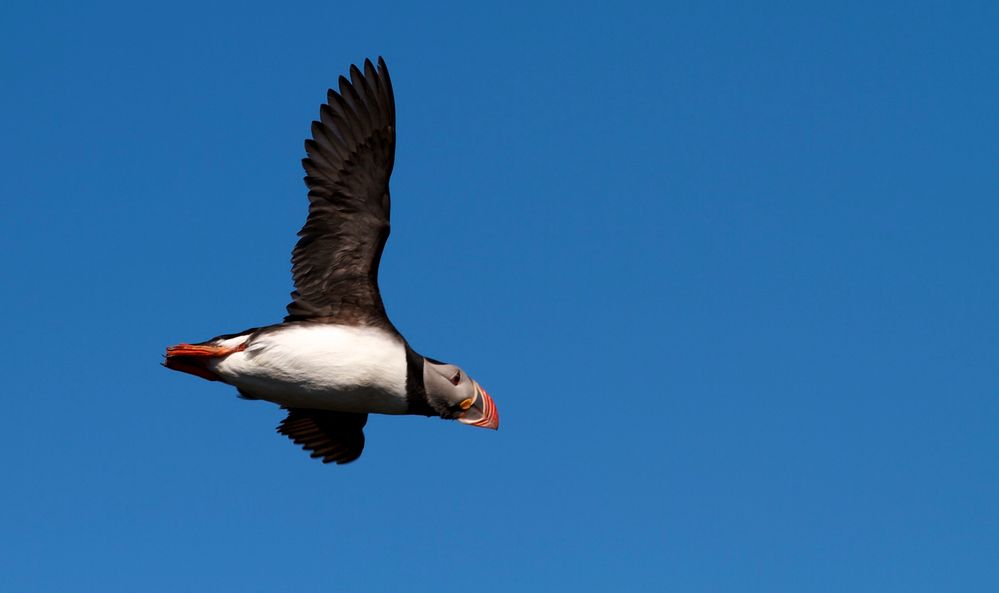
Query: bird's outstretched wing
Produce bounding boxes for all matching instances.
[285,57,396,327]
[277,408,368,465]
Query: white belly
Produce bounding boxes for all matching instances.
[210,324,409,414]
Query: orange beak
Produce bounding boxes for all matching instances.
[458,382,499,430]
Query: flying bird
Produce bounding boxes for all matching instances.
[164,57,498,465]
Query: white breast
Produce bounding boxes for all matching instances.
[210,324,409,414]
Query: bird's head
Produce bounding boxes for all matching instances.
[423,360,499,430]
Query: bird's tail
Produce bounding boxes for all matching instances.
[163,341,245,381]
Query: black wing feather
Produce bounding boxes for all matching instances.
[286,57,396,327]
[277,408,368,465]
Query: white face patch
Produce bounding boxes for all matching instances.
[211,324,409,414]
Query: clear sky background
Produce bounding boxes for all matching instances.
[2,1,997,591]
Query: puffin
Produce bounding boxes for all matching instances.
[164,57,498,465]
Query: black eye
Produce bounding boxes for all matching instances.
[449,371,461,386]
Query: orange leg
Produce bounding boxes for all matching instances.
[165,342,246,358]
[164,341,247,381]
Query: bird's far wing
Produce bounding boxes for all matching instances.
[277,408,368,465]
[285,57,396,326]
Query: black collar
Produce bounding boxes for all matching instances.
[404,345,435,416]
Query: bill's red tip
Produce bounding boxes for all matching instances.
[469,385,499,430]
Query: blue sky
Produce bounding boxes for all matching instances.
[2,1,997,591]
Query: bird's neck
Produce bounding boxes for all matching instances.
[404,345,437,416]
